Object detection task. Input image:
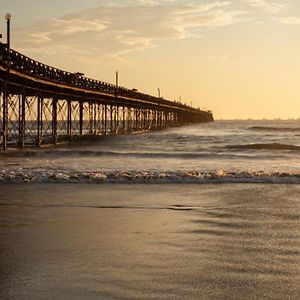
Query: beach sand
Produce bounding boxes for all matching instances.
[1,184,300,299]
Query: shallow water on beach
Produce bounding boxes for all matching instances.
[1,184,300,299]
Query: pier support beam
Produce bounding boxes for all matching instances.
[110,105,113,134]
[37,91,42,146]
[122,106,126,134]
[52,96,58,144]
[79,102,83,136]
[2,81,8,151]
[88,101,93,135]
[104,104,107,135]
[67,100,72,139]
[18,87,25,147]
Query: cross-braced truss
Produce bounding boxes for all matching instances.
[80,102,90,135]
[71,101,80,136]
[41,98,53,144]
[56,99,68,141]
[0,89,3,145]
[0,90,188,150]
[6,94,20,144]
[24,95,38,144]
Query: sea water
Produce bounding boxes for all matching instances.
[1,120,300,299]
[1,120,300,183]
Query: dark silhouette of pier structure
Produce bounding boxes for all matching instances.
[0,29,213,151]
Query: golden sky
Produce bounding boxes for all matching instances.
[1,0,300,119]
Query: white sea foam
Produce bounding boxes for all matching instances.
[1,170,300,184]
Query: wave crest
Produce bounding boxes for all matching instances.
[249,126,300,132]
[1,170,300,184]
[227,143,300,151]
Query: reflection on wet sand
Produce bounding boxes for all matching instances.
[0,184,299,299]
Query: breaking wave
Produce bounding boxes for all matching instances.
[227,143,300,151]
[0,149,274,160]
[1,170,300,184]
[249,126,300,132]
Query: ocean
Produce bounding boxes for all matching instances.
[1,120,300,299]
[1,120,300,183]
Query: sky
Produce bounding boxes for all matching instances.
[1,0,300,119]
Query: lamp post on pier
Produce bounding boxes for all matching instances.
[2,13,12,151]
[157,88,161,98]
[115,71,119,87]
[5,13,12,51]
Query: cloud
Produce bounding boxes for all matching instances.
[277,16,300,25]
[13,1,244,62]
[244,0,300,25]
[245,0,289,15]
[208,55,229,62]
[244,0,300,26]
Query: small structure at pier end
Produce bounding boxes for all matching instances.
[0,19,213,150]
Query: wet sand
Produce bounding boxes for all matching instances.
[1,184,300,299]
